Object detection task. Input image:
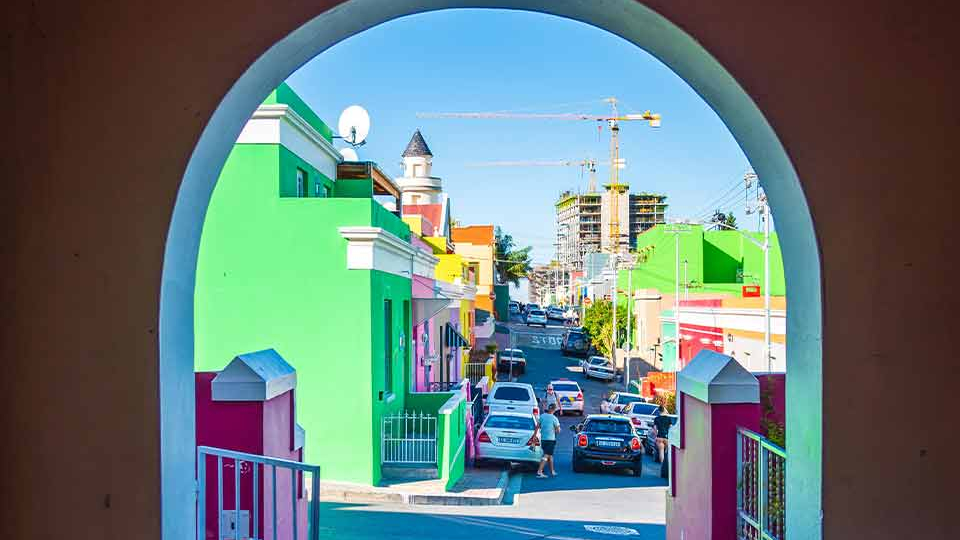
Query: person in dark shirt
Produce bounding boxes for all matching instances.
[653,406,673,464]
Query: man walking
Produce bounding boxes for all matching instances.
[536,403,561,478]
[542,383,563,416]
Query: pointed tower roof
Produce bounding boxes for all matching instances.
[402,129,433,157]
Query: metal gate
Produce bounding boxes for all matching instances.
[381,411,438,465]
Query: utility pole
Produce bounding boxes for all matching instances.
[683,259,689,300]
[610,253,618,368]
[624,258,634,391]
[665,224,691,371]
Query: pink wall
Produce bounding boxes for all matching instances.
[667,393,762,540]
[196,373,307,540]
[412,273,438,392]
[678,323,724,370]
[758,373,786,431]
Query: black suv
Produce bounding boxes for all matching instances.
[561,329,592,358]
[571,415,644,476]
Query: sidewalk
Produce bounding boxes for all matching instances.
[319,466,510,506]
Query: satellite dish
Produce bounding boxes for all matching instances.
[337,105,370,145]
[339,147,359,162]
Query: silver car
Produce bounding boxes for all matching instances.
[525,309,547,327]
[584,356,616,380]
[475,412,543,465]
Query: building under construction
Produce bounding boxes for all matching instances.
[556,186,667,272]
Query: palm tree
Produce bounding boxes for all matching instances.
[494,227,533,286]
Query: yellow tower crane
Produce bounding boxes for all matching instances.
[418,98,660,254]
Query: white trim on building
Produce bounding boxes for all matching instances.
[236,104,342,180]
[339,226,418,278]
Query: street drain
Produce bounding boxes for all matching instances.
[583,525,640,536]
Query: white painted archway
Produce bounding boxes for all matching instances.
[161,1,822,538]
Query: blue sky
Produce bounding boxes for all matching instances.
[287,9,756,295]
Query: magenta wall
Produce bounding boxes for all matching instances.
[195,373,306,540]
[667,392,762,540]
[412,274,437,392]
[678,323,724,370]
[758,373,786,430]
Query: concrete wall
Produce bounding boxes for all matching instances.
[4,1,959,539]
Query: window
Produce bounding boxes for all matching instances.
[323,185,331,197]
[584,419,632,434]
[631,403,660,415]
[296,168,307,197]
[383,300,393,396]
[484,415,536,430]
[492,386,533,401]
[314,181,325,197]
[553,383,580,393]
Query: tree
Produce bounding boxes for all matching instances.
[711,209,738,229]
[494,227,533,286]
[581,299,628,358]
[725,211,738,229]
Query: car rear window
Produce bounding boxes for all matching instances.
[493,387,533,401]
[585,419,632,434]
[619,395,643,405]
[501,350,525,358]
[530,310,545,316]
[484,415,536,430]
[553,383,580,392]
[630,403,659,415]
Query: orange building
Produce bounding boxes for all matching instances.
[452,225,497,313]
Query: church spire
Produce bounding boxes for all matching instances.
[402,129,433,158]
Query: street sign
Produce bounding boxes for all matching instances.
[584,297,592,305]
[742,285,761,297]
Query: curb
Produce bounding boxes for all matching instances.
[320,470,512,506]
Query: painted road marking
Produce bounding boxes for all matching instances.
[583,525,640,536]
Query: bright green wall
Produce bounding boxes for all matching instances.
[263,83,334,141]
[619,224,786,298]
[195,142,413,485]
[278,146,333,198]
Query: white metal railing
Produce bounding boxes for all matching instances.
[737,428,786,540]
[463,361,488,382]
[197,446,320,540]
[381,411,438,465]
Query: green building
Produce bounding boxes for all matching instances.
[193,84,465,487]
[617,223,785,297]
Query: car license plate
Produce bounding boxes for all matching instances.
[601,461,616,466]
[498,437,521,444]
[598,440,620,448]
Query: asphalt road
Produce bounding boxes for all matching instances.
[318,319,667,540]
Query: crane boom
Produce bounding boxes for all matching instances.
[418,98,661,254]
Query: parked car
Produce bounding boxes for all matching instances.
[599,391,646,414]
[583,356,616,380]
[622,401,661,437]
[561,329,592,358]
[525,309,547,327]
[549,379,584,415]
[524,303,541,315]
[571,415,644,476]
[475,412,543,466]
[509,303,520,316]
[546,307,565,320]
[644,413,678,459]
[497,348,527,374]
[485,382,539,418]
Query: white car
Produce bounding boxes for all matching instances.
[622,401,661,437]
[475,412,543,466]
[525,309,547,327]
[550,379,584,415]
[497,348,526,375]
[583,356,616,380]
[485,382,539,418]
[600,391,646,414]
